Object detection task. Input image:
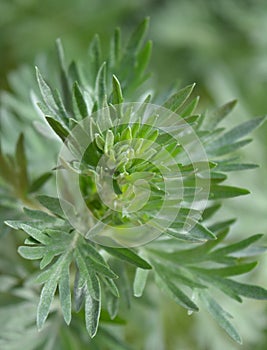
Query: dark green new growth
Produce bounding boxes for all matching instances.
[1,18,267,348]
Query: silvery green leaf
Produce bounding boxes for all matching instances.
[199,291,242,344]
[103,247,152,269]
[85,289,101,338]
[133,268,149,297]
[163,83,195,112]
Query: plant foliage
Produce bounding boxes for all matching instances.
[0,18,267,349]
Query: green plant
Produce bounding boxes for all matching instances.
[0,18,267,349]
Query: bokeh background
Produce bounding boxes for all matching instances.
[1,0,267,349]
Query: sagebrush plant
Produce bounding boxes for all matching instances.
[0,18,267,349]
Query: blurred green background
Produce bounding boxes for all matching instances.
[1,0,267,349]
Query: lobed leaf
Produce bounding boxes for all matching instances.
[37,253,72,330]
[208,139,252,157]
[210,234,263,257]
[205,99,237,130]
[75,248,101,301]
[221,279,267,300]
[154,262,199,312]
[206,116,266,154]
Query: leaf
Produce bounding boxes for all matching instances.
[168,221,216,241]
[102,277,120,298]
[215,162,258,172]
[68,60,81,83]
[35,67,57,114]
[20,224,50,244]
[133,268,149,297]
[52,88,69,124]
[18,224,111,333]
[80,243,118,279]
[211,262,258,277]
[75,248,101,301]
[189,222,217,240]
[23,208,59,223]
[95,62,106,107]
[37,195,65,219]
[147,222,236,267]
[5,219,48,231]
[191,261,258,278]
[73,81,88,118]
[89,34,101,82]
[37,254,69,330]
[210,234,263,257]
[199,291,242,344]
[56,38,72,113]
[120,126,132,140]
[104,130,115,154]
[112,75,123,105]
[202,203,221,221]
[206,100,237,130]
[85,291,101,338]
[180,96,200,117]
[45,116,69,142]
[29,172,52,193]
[209,185,250,199]
[109,27,121,67]
[105,291,119,320]
[209,219,236,233]
[18,246,46,260]
[166,230,205,243]
[206,116,266,154]
[167,269,207,290]
[135,40,152,77]
[163,84,195,113]
[18,227,71,266]
[58,259,72,325]
[15,134,28,194]
[154,263,199,311]
[125,17,149,55]
[221,279,267,300]
[73,272,85,313]
[103,247,152,269]
[208,139,252,157]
